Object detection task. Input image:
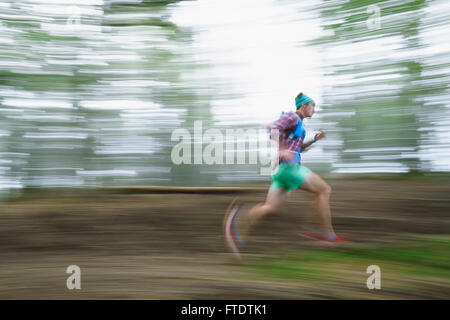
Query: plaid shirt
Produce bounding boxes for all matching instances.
[268,111,304,167]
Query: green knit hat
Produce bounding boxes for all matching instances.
[295,92,314,109]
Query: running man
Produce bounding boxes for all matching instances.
[224,92,346,261]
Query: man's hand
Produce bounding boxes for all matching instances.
[314,129,326,142]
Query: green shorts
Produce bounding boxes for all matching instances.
[269,163,311,193]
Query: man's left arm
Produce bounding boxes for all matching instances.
[301,129,326,151]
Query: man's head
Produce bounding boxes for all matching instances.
[295,92,316,119]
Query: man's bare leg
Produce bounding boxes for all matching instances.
[248,187,287,227]
[299,171,335,238]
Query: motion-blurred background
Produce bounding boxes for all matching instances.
[0,0,449,299]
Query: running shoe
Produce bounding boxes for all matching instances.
[223,199,245,262]
[297,226,347,246]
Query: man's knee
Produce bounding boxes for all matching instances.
[318,182,331,196]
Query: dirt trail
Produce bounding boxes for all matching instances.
[0,177,449,299]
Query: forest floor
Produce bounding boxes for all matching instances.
[0,176,449,299]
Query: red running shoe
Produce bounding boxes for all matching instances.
[297,227,347,246]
